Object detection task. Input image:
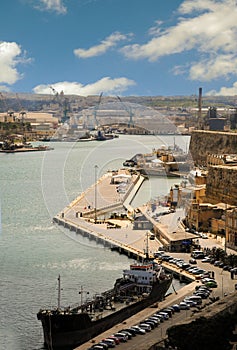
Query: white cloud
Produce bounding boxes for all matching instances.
[0,42,23,85]
[74,32,132,58]
[189,54,237,81]
[33,77,136,96]
[0,85,10,92]
[120,0,237,82]
[35,0,67,14]
[206,81,237,96]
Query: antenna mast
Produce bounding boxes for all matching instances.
[57,275,61,309]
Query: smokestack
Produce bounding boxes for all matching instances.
[198,87,202,129]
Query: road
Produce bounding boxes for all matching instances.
[77,240,237,350]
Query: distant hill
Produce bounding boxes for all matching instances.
[0,92,236,114]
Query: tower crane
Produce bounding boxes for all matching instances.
[117,96,134,127]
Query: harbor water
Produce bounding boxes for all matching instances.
[0,134,190,350]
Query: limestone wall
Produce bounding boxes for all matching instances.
[206,165,237,206]
[189,130,237,166]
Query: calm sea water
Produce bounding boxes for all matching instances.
[0,134,190,350]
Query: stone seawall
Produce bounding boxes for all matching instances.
[189,130,237,166]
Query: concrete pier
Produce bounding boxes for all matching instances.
[53,170,159,260]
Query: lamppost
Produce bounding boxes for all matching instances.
[94,165,98,224]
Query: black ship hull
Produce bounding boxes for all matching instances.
[37,277,172,349]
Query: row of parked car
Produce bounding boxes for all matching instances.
[87,295,212,350]
[154,251,218,288]
[201,255,237,273]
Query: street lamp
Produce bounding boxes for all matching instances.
[94,165,98,224]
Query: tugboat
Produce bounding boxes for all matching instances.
[37,240,172,349]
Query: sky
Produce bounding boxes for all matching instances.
[1,0,237,97]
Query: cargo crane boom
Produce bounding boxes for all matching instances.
[117,96,134,127]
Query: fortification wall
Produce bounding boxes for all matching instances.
[206,165,237,206]
[189,130,237,166]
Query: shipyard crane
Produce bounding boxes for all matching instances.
[117,96,134,127]
[50,86,70,124]
[0,92,15,121]
[93,92,103,128]
[16,93,26,123]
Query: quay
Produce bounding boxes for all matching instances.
[53,168,237,350]
[53,169,195,262]
[0,145,53,153]
[75,259,237,350]
[74,254,237,350]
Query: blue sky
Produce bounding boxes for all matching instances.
[1,0,237,97]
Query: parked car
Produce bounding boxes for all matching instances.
[184,295,202,305]
[201,257,212,263]
[118,330,132,339]
[205,281,218,288]
[120,328,137,337]
[97,342,109,350]
[157,311,169,319]
[162,308,173,317]
[189,258,197,264]
[194,291,210,299]
[130,326,146,335]
[161,255,173,261]
[153,313,164,322]
[179,302,190,310]
[181,263,191,270]
[139,323,152,332]
[112,333,128,342]
[194,287,211,296]
[148,316,160,324]
[201,277,216,284]
[101,339,116,348]
[192,269,207,275]
[107,336,120,345]
[184,300,198,307]
[142,320,156,329]
[171,304,180,312]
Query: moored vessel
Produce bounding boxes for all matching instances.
[37,258,172,349]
